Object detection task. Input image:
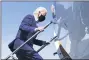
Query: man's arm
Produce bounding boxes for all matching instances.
[19,15,36,33]
[33,39,49,46]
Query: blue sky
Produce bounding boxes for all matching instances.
[2,2,72,59]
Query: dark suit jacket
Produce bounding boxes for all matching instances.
[8,14,45,52]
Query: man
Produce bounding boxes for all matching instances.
[8,7,49,60]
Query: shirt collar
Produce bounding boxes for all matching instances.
[33,14,38,22]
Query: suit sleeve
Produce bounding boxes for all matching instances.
[33,39,46,46]
[19,15,36,33]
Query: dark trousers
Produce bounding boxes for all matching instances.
[13,39,43,60]
[16,49,43,60]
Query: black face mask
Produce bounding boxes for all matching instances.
[38,14,45,22]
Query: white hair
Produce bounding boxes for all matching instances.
[33,7,47,15]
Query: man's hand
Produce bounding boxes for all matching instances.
[53,52,57,56]
[87,27,89,34]
[45,42,50,45]
[35,27,44,31]
[51,4,56,18]
[43,41,50,45]
[51,4,55,14]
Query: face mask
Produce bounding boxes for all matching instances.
[38,14,45,22]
